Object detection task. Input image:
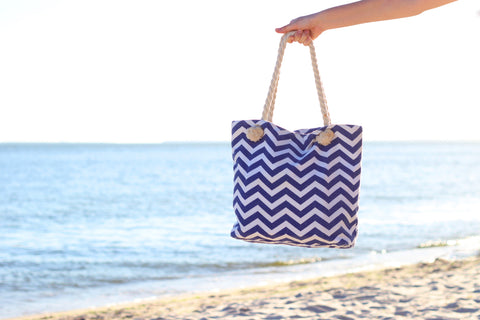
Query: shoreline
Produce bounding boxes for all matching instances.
[8,255,480,320]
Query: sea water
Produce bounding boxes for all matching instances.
[1,142,480,318]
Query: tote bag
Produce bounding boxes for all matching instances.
[230,32,363,248]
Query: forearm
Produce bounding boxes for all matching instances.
[317,0,457,32]
[276,0,458,44]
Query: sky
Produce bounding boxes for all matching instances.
[0,0,479,143]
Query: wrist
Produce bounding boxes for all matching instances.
[310,11,328,39]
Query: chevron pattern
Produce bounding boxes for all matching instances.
[231,120,363,248]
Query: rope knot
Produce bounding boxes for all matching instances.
[316,128,335,146]
[246,126,264,142]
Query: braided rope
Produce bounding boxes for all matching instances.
[308,43,331,126]
[261,33,289,122]
[261,32,331,126]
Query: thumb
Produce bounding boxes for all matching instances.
[275,23,297,34]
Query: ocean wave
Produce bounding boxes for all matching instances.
[255,257,324,268]
[417,240,458,249]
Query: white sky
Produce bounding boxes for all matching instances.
[0,0,479,143]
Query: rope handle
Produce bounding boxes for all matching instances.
[261,31,331,126]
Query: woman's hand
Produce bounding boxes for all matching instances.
[275,12,325,46]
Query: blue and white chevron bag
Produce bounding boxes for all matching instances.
[231,33,363,248]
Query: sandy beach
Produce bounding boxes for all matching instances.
[9,256,480,320]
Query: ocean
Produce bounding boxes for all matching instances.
[1,142,480,319]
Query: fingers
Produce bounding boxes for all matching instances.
[289,30,313,46]
[297,30,311,45]
[275,24,312,46]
